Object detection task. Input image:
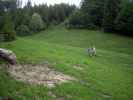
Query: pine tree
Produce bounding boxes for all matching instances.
[81,0,105,27]
[103,0,121,32]
[115,0,133,35]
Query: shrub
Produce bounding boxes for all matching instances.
[16,25,31,36]
[29,13,46,32]
[67,11,84,28]
[1,15,16,41]
[67,11,97,29]
[0,16,4,30]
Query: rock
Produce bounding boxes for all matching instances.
[0,48,17,65]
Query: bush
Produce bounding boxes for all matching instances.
[67,11,84,28]
[1,15,16,41]
[16,25,31,36]
[29,13,46,32]
[67,10,97,29]
[0,16,4,30]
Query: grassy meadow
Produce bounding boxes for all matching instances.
[0,26,133,100]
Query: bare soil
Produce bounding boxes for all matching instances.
[73,64,83,70]
[8,64,75,87]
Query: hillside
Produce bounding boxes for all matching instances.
[0,26,133,100]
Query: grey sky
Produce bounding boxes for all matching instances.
[22,0,81,6]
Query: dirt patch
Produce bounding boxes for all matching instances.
[73,64,83,70]
[8,64,75,87]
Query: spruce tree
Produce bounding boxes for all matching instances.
[103,0,121,32]
[81,0,105,27]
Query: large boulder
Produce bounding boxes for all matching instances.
[0,48,17,65]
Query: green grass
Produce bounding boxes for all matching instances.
[0,26,133,100]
